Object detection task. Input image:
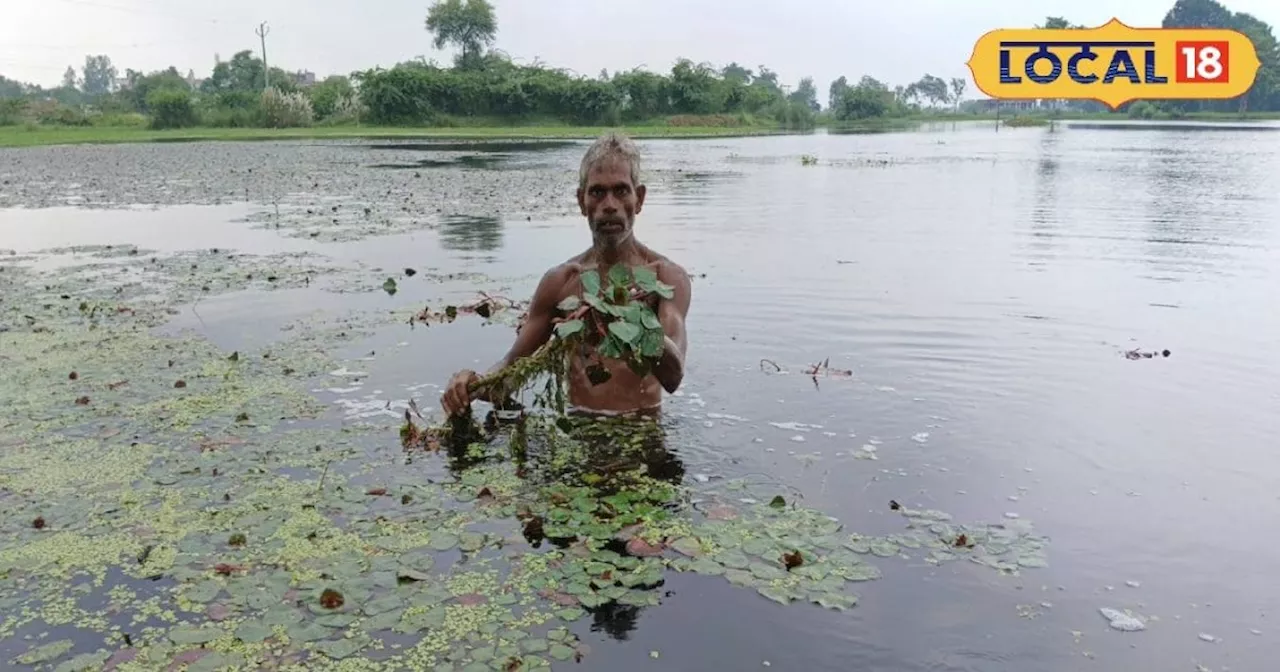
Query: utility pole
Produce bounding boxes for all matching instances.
[255,22,270,90]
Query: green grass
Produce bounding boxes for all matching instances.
[0,123,797,148]
[5,109,1279,149]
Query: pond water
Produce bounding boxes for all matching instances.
[1,121,1278,671]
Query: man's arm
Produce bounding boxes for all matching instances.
[472,266,565,402]
[652,263,692,394]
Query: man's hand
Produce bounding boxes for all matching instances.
[441,369,480,417]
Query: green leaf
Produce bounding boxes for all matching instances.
[315,636,369,660]
[363,594,404,616]
[53,650,112,672]
[757,585,793,605]
[581,270,601,296]
[459,532,487,552]
[18,640,74,665]
[235,621,273,643]
[429,532,459,551]
[639,328,665,358]
[578,592,609,608]
[715,549,750,569]
[599,334,625,359]
[769,495,787,509]
[638,306,661,329]
[522,638,549,653]
[556,607,586,621]
[555,319,584,339]
[316,613,358,628]
[362,607,405,632]
[608,321,641,344]
[288,622,330,642]
[382,278,398,295]
[549,644,576,661]
[632,265,659,292]
[653,281,675,300]
[169,626,222,645]
[607,265,632,289]
[186,579,222,603]
[581,292,608,314]
[557,295,581,312]
[813,592,858,610]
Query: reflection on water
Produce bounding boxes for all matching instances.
[438,214,504,252]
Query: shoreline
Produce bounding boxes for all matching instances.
[2,111,1279,148]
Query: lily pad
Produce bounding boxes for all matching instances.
[429,532,460,551]
[169,625,223,645]
[315,636,370,660]
[17,640,75,665]
[235,621,274,643]
[53,650,112,672]
[288,622,331,642]
[548,644,575,661]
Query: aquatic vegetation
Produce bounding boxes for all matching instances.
[0,231,1051,670]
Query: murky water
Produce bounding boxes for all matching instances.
[3,122,1278,671]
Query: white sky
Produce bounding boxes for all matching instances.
[3,0,1278,96]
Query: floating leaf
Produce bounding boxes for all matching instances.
[169,626,222,645]
[315,636,369,660]
[548,644,576,661]
[288,622,330,642]
[429,531,459,551]
[18,639,75,665]
[813,592,857,610]
[52,650,111,672]
[769,495,787,509]
[234,621,273,643]
[757,585,793,605]
[555,607,586,621]
[521,638,549,654]
[382,278,398,295]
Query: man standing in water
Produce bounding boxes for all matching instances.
[441,133,692,417]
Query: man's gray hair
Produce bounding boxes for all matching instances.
[578,132,641,190]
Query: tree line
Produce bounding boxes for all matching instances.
[1,0,1276,130]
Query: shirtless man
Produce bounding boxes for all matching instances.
[440,133,692,417]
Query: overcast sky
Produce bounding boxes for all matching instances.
[4,0,1278,96]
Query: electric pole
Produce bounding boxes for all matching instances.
[255,22,270,90]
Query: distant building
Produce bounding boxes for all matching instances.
[291,70,316,87]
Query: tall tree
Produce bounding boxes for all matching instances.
[1162,0,1232,28]
[949,77,966,110]
[911,74,950,107]
[425,0,498,70]
[721,62,752,85]
[827,76,849,111]
[81,54,118,96]
[788,76,820,111]
[62,66,79,90]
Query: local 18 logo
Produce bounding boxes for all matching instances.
[966,18,1261,109]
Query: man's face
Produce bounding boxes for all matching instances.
[578,158,646,247]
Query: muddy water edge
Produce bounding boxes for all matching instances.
[1,125,1278,672]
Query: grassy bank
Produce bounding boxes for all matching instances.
[0,122,795,148]
[5,109,1280,149]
